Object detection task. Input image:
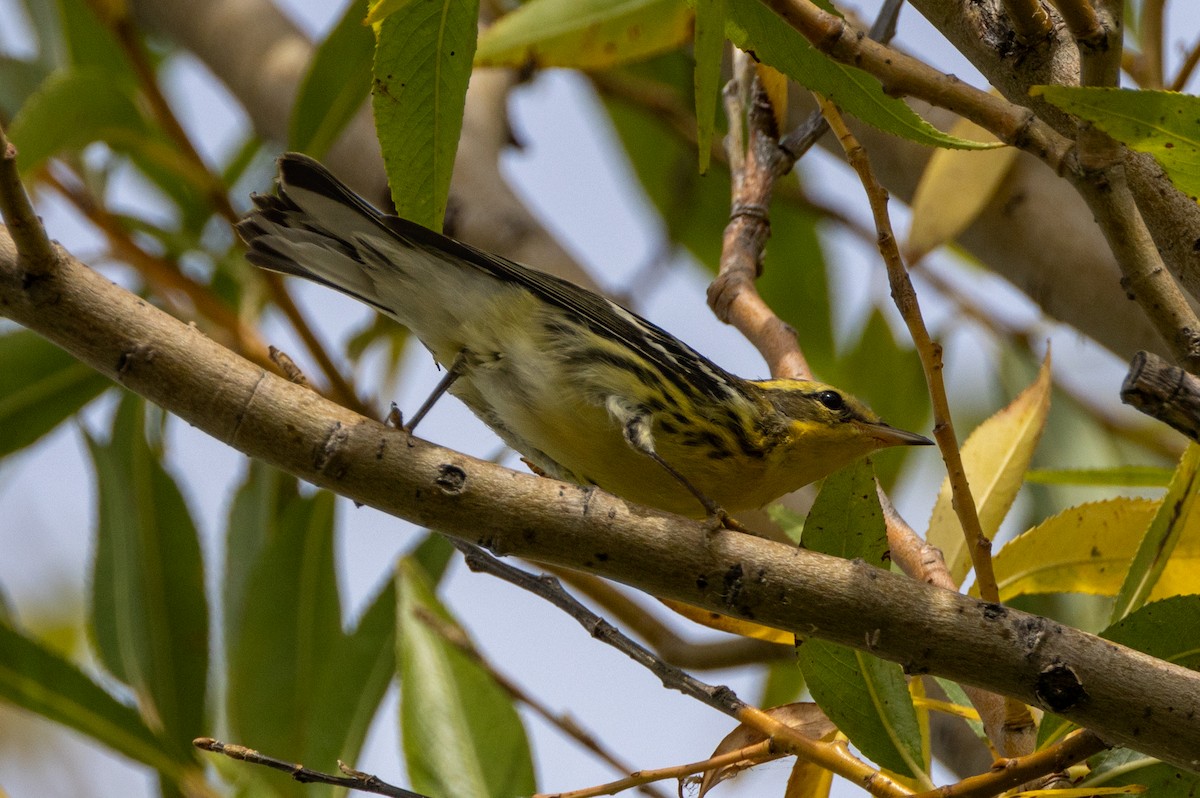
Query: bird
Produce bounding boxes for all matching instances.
[237,153,932,522]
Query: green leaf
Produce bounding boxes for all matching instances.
[0,56,51,120]
[796,460,923,780]
[797,638,924,778]
[409,532,456,584]
[9,68,149,173]
[397,559,535,798]
[1024,466,1173,487]
[225,475,397,793]
[759,658,807,709]
[18,0,67,69]
[1083,748,1200,796]
[291,0,375,157]
[365,0,416,25]
[766,503,806,544]
[372,0,479,231]
[1112,443,1200,622]
[223,461,302,661]
[0,329,111,458]
[802,459,886,565]
[1103,594,1200,671]
[693,0,726,173]
[86,394,209,759]
[725,0,998,150]
[226,488,342,794]
[0,622,192,779]
[931,677,986,740]
[476,0,693,70]
[345,313,411,388]
[55,0,134,83]
[1032,86,1200,199]
[8,67,202,188]
[312,576,397,769]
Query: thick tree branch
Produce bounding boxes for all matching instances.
[2,227,1199,771]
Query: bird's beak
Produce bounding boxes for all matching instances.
[855,420,934,448]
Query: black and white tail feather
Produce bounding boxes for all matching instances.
[236,153,740,402]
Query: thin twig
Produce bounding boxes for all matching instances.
[194,737,426,798]
[1057,0,1120,87]
[911,260,1181,459]
[711,53,810,379]
[448,539,911,797]
[779,0,906,170]
[1138,0,1167,88]
[1002,0,1054,45]
[0,125,56,274]
[878,491,1032,759]
[536,741,772,798]
[815,96,1002,608]
[1170,34,1200,91]
[816,96,1038,757]
[412,607,670,798]
[910,730,1110,798]
[760,0,1074,170]
[711,0,910,380]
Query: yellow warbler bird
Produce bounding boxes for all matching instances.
[237,154,931,520]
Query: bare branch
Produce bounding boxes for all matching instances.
[910,730,1110,798]
[2,227,1199,769]
[1123,350,1200,441]
[710,53,810,379]
[194,738,424,798]
[0,127,55,276]
[1004,0,1055,44]
[449,541,905,796]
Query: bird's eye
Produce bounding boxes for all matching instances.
[816,390,846,412]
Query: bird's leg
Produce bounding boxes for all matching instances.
[619,410,748,534]
[396,351,467,434]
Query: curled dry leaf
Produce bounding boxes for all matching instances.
[696,703,837,797]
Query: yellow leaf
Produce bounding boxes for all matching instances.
[756,63,789,134]
[905,109,1019,263]
[475,0,694,70]
[1112,442,1200,621]
[784,755,835,798]
[987,496,1200,601]
[927,353,1052,586]
[364,0,413,26]
[659,598,794,645]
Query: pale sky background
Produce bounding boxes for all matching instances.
[1,2,1197,796]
